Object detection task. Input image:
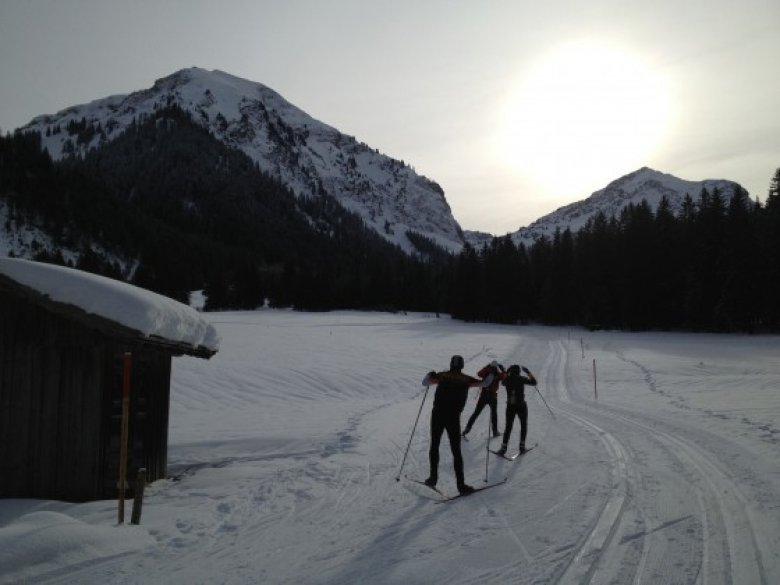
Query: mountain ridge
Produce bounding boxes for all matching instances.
[14,68,749,255]
[21,67,465,255]
[1,110,451,310]
[509,166,742,247]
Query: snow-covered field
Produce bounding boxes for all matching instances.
[1,310,779,584]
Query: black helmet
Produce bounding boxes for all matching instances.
[508,364,520,376]
[450,355,465,371]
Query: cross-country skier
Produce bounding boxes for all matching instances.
[422,355,486,495]
[462,360,504,439]
[496,364,537,456]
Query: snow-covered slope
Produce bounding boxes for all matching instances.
[511,167,741,247]
[0,199,62,259]
[1,311,779,583]
[462,228,495,250]
[20,68,465,254]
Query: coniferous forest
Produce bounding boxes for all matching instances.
[452,175,780,333]
[0,108,444,312]
[1,107,779,332]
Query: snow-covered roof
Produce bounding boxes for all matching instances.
[0,258,219,357]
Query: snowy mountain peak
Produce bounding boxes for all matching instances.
[20,68,465,254]
[510,167,741,247]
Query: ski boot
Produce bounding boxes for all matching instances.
[458,483,475,495]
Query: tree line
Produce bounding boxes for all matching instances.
[2,107,779,332]
[451,172,780,332]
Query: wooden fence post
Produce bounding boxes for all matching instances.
[118,352,131,524]
[593,358,598,400]
[131,468,147,525]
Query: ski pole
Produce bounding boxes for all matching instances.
[535,384,556,420]
[484,409,491,483]
[395,385,430,481]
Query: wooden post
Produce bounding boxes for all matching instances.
[118,352,132,524]
[593,358,598,400]
[131,468,147,525]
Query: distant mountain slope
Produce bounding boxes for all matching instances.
[20,68,465,254]
[0,114,445,311]
[462,229,495,250]
[510,167,742,247]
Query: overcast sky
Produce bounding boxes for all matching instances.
[1,0,778,234]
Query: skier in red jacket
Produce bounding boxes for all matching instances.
[462,360,504,439]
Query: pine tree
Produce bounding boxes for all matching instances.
[617,201,656,329]
[450,244,482,320]
[653,196,684,328]
[759,168,780,328]
[715,187,758,330]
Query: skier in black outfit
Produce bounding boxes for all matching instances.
[422,355,485,495]
[462,360,504,439]
[497,364,537,456]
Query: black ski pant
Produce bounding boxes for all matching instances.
[428,408,465,487]
[463,391,498,435]
[502,400,528,448]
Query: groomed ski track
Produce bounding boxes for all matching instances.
[539,337,779,585]
[18,313,780,585]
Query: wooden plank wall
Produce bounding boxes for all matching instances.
[100,349,172,497]
[1,294,105,500]
[1,292,175,501]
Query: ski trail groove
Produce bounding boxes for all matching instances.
[605,407,768,584]
[556,337,773,585]
[553,410,632,584]
[540,340,644,584]
[495,514,534,563]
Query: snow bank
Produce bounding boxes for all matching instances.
[0,508,153,583]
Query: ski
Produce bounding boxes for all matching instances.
[403,476,448,499]
[490,450,519,461]
[435,478,508,503]
[490,443,537,461]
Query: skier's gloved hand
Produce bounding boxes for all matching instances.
[522,366,530,374]
[422,371,436,386]
[498,364,505,372]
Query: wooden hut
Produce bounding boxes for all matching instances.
[0,258,219,502]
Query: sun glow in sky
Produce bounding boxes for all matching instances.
[500,42,673,196]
